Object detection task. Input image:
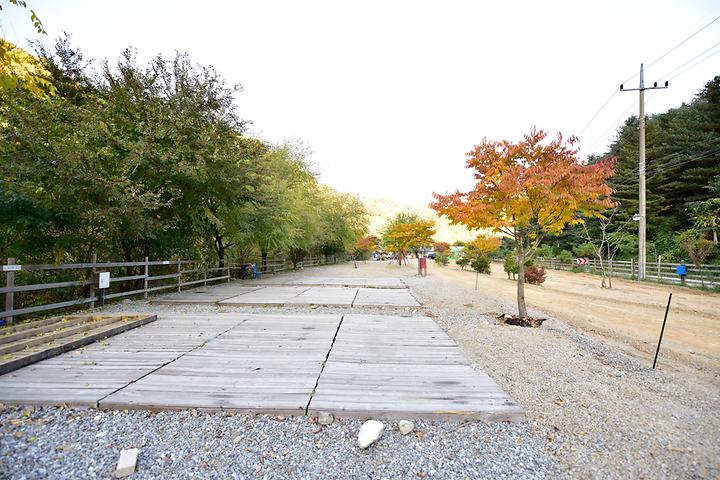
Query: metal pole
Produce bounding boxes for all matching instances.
[652,293,673,369]
[5,258,14,325]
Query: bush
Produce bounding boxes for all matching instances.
[456,256,470,270]
[471,255,491,274]
[435,252,449,266]
[556,250,573,262]
[524,265,547,284]
[535,244,554,258]
[503,253,518,279]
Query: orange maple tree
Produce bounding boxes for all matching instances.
[431,128,615,319]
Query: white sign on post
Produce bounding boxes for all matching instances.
[99,271,111,289]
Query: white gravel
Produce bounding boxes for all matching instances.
[405,265,720,479]
[1,406,552,479]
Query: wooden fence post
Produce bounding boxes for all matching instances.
[177,260,182,292]
[144,256,149,299]
[203,263,208,287]
[226,259,231,283]
[631,257,635,280]
[5,258,14,325]
[657,256,661,280]
[90,252,97,309]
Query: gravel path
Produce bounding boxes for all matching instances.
[405,263,720,479]
[0,406,552,479]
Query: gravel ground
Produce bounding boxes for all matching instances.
[405,265,720,479]
[2,261,718,479]
[0,406,552,479]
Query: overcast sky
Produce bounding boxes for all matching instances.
[2,1,719,207]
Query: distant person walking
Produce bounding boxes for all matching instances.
[676,261,687,285]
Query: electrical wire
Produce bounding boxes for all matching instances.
[578,13,720,136]
[667,48,720,83]
[658,39,720,80]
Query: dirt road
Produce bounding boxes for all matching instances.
[430,262,720,378]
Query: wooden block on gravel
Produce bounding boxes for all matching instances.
[115,448,138,477]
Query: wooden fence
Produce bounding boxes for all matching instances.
[1,254,348,324]
[534,256,720,288]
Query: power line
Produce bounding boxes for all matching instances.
[578,13,720,136]
[608,142,720,188]
[667,47,720,83]
[658,39,720,80]
[622,13,720,85]
[578,90,618,136]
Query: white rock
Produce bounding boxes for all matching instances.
[398,420,415,435]
[233,436,242,444]
[114,448,138,478]
[357,420,384,449]
[317,411,334,425]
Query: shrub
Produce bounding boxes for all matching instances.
[503,253,518,279]
[456,256,470,270]
[556,250,573,262]
[471,255,491,275]
[435,253,449,266]
[524,265,547,284]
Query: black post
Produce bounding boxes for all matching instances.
[652,293,673,369]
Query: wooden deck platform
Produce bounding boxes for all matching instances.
[0,313,522,421]
[218,286,419,307]
[308,314,523,421]
[248,277,407,289]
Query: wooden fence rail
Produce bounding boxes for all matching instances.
[1,257,229,324]
[533,256,720,288]
[2,254,348,324]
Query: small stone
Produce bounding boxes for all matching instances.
[317,412,334,425]
[275,415,286,421]
[398,420,415,435]
[114,448,138,478]
[233,436,241,444]
[357,420,384,449]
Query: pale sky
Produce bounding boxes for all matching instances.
[2,1,719,207]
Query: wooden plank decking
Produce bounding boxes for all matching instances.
[0,312,522,421]
[308,314,523,421]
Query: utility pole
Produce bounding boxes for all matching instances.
[620,64,667,280]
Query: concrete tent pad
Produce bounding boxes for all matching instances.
[309,314,522,421]
[99,314,341,413]
[0,315,242,406]
[352,288,420,307]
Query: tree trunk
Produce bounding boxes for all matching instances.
[516,239,528,319]
[261,251,268,273]
[417,250,422,276]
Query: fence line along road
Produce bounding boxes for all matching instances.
[1,255,344,325]
[533,256,720,288]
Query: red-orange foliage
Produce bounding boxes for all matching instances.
[430,127,615,318]
[356,235,380,252]
[433,242,451,253]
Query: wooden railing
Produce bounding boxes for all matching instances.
[1,258,229,324]
[532,256,720,288]
[2,254,349,324]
